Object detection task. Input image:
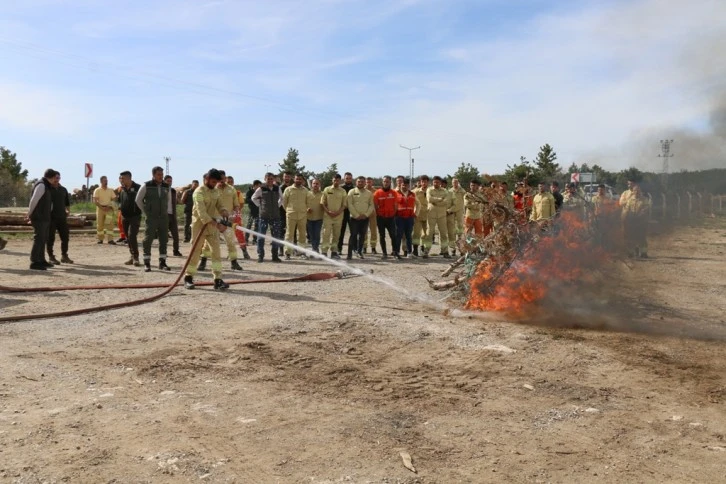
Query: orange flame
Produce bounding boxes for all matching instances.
[466,209,620,317]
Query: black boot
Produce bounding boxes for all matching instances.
[413,245,419,257]
[159,259,171,271]
[242,248,251,260]
[144,261,151,272]
[197,257,207,271]
[184,275,195,290]
[231,259,243,271]
[49,255,61,265]
[214,278,229,291]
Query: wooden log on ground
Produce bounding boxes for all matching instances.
[0,214,88,227]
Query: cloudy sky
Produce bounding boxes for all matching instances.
[1,0,724,188]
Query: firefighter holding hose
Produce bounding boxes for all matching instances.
[184,168,231,291]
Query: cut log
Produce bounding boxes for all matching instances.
[0,214,88,227]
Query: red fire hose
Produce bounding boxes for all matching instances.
[0,223,345,323]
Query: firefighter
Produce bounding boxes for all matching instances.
[135,166,172,272]
[283,173,311,260]
[347,175,374,259]
[93,175,117,244]
[306,179,324,254]
[412,175,430,257]
[529,182,556,224]
[447,178,465,256]
[621,184,650,258]
[464,179,486,235]
[619,179,635,206]
[184,168,231,291]
[365,177,378,254]
[198,170,243,271]
[320,173,347,259]
[423,175,450,258]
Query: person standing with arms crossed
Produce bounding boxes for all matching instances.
[321,174,347,259]
[26,169,56,270]
[135,166,172,272]
[47,171,73,265]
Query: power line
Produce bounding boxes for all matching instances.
[658,139,673,187]
[399,144,420,182]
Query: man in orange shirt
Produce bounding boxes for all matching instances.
[395,177,418,258]
[373,175,400,260]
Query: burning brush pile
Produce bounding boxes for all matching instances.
[431,189,623,319]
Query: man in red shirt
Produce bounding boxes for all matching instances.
[395,177,418,258]
[373,175,400,259]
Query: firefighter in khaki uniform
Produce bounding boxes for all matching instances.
[346,176,374,259]
[321,174,347,259]
[364,177,378,254]
[184,169,230,291]
[464,179,486,235]
[423,176,451,258]
[529,182,556,223]
[306,179,325,254]
[198,173,243,272]
[93,176,117,244]
[619,179,635,206]
[447,178,465,255]
[412,175,430,257]
[621,184,650,258]
[283,174,311,259]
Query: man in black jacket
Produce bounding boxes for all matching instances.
[181,180,199,243]
[47,171,73,264]
[164,175,183,257]
[26,168,56,270]
[118,170,143,266]
[337,172,355,253]
[245,179,261,243]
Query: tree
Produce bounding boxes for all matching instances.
[278,147,313,179]
[567,162,579,174]
[316,162,339,189]
[503,156,541,187]
[615,167,644,191]
[1,146,28,182]
[451,162,480,187]
[534,144,560,179]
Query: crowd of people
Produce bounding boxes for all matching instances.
[9,167,651,288]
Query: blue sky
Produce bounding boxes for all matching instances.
[1,0,724,188]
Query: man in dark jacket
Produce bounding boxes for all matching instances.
[26,168,56,270]
[337,171,355,253]
[119,171,143,266]
[245,179,261,243]
[251,172,283,263]
[164,175,183,257]
[135,166,172,272]
[47,171,73,264]
[181,180,199,243]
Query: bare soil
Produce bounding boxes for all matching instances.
[1,219,725,483]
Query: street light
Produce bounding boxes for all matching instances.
[399,145,420,182]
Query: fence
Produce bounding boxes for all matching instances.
[647,192,725,222]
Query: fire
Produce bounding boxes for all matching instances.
[466,210,618,317]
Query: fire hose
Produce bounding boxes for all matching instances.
[0,222,348,324]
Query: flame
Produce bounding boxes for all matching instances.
[466,207,621,317]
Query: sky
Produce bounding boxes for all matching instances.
[1,0,725,189]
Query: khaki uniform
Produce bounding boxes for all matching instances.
[423,187,449,252]
[93,187,117,242]
[447,186,465,250]
[622,195,650,256]
[366,188,378,251]
[412,187,429,246]
[619,189,633,206]
[562,191,587,219]
[187,185,226,279]
[530,192,556,222]
[307,190,324,221]
[203,184,239,261]
[464,191,486,235]
[347,187,374,219]
[283,185,310,255]
[321,186,347,254]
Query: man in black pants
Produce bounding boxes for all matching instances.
[118,171,143,266]
[245,179,261,243]
[26,168,56,270]
[47,171,74,264]
[181,179,198,243]
[337,171,355,253]
[164,175,183,256]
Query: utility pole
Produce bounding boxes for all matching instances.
[658,139,673,188]
[164,156,171,177]
[399,144,420,182]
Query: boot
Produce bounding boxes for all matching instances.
[49,255,61,265]
[442,250,451,259]
[124,257,135,265]
[184,275,195,290]
[133,258,141,267]
[272,254,282,263]
[197,257,207,271]
[230,259,243,271]
[242,248,251,260]
[422,248,429,259]
[159,259,171,271]
[144,261,151,272]
[0,238,6,251]
[371,247,378,255]
[413,245,419,257]
[213,278,230,291]
[173,250,183,257]
[60,254,74,264]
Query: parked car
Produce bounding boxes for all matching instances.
[583,184,617,201]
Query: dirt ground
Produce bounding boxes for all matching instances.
[1,219,725,483]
